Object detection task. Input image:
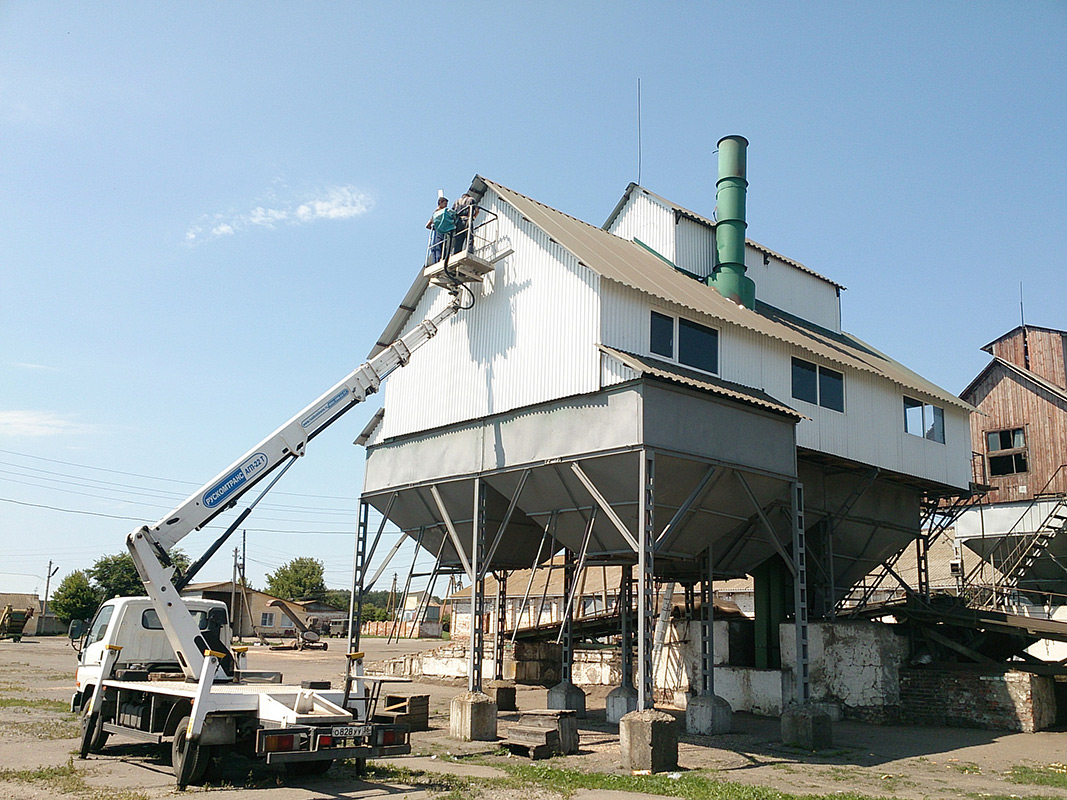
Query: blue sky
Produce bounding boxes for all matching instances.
[2,2,1065,599]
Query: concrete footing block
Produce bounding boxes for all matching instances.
[619,709,678,773]
[547,679,586,719]
[449,690,497,741]
[780,703,833,750]
[685,694,733,735]
[606,684,639,725]
[486,679,517,712]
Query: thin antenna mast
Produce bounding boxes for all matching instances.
[1020,282,1031,370]
[637,78,643,185]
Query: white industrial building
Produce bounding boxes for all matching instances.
[355,139,974,732]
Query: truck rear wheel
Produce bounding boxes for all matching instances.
[172,716,210,788]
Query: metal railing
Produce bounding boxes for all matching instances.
[961,463,1067,598]
[425,206,499,268]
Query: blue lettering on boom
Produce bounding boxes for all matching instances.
[202,452,268,509]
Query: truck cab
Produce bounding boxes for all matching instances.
[71,597,232,714]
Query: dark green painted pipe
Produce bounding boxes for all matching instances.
[709,135,756,309]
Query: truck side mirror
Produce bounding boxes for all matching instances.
[68,619,85,647]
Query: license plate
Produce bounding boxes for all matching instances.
[331,725,372,738]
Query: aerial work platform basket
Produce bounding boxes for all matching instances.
[424,207,510,289]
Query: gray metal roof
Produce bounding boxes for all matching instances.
[603,183,846,290]
[599,345,805,421]
[484,177,971,413]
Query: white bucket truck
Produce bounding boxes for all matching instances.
[68,287,480,788]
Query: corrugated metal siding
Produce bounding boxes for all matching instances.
[675,217,714,277]
[379,188,601,441]
[484,179,968,414]
[746,250,841,332]
[606,189,675,263]
[600,348,639,388]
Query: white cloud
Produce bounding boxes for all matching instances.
[185,184,374,244]
[0,410,94,437]
[11,363,58,372]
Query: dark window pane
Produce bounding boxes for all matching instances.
[650,311,673,358]
[818,367,844,412]
[678,318,718,373]
[1014,452,1028,473]
[999,430,1013,450]
[903,397,924,435]
[989,454,1016,476]
[792,359,818,404]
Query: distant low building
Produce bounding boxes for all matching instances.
[180,581,310,640]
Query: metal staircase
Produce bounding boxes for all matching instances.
[989,496,1067,590]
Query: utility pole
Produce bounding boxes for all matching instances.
[42,560,59,622]
[387,573,398,621]
[231,548,239,639]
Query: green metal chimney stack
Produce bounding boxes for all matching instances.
[709,135,756,309]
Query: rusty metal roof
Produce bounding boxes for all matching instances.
[484,177,971,412]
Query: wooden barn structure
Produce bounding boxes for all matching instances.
[956,325,1067,602]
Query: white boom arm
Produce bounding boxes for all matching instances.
[127,297,461,679]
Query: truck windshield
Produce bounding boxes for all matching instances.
[87,604,115,645]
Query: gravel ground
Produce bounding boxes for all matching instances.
[2,636,1066,800]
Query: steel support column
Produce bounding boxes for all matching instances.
[468,478,487,693]
[620,563,634,690]
[637,450,655,710]
[561,550,575,685]
[494,571,507,681]
[700,545,714,697]
[791,481,810,704]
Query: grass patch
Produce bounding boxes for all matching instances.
[369,759,900,800]
[0,695,73,713]
[0,757,149,800]
[506,761,905,799]
[1006,763,1067,788]
[4,717,82,740]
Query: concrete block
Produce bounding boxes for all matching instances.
[449,691,497,741]
[606,684,638,725]
[780,703,833,750]
[486,679,517,712]
[619,709,678,773]
[685,694,733,735]
[547,679,586,719]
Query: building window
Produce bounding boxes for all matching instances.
[987,427,1028,476]
[650,311,673,358]
[649,310,719,374]
[260,612,275,628]
[678,318,718,374]
[903,397,945,443]
[791,358,844,412]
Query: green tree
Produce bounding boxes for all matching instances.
[49,571,99,623]
[323,589,350,611]
[264,557,326,601]
[87,549,190,600]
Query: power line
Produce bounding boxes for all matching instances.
[0,447,361,502]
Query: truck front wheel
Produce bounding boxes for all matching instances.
[78,703,108,758]
[172,716,210,788]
